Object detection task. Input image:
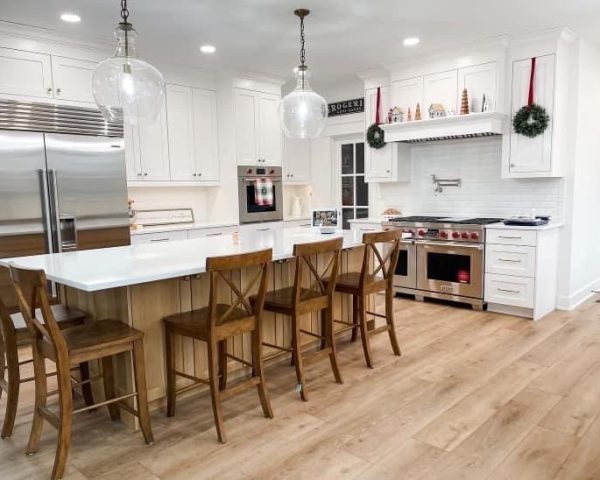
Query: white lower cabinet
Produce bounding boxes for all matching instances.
[484,226,560,320]
[187,225,238,239]
[350,219,383,234]
[131,230,188,245]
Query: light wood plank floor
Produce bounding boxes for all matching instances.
[2,295,600,479]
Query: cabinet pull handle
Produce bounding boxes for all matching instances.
[150,238,170,242]
[256,227,270,232]
[205,232,223,237]
[498,258,521,263]
[498,235,522,239]
[360,228,375,232]
[497,288,520,294]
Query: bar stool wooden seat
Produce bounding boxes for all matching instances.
[255,237,343,402]
[9,265,153,480]
[331,229,402,368]
[0,293,91,439]
[163,249,273,444]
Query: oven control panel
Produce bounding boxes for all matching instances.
[398,227,483,243]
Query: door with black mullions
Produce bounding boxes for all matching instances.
[340,141,368,229]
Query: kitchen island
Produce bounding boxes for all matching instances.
[1,227,367,423]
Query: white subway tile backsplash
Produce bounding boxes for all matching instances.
[374,137,564,220]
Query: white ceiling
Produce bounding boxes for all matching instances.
[2,0,600,93]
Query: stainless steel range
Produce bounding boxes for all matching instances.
[383,216,503,309]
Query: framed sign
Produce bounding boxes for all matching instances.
[328,98,364,117]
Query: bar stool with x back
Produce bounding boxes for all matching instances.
[10,265,153,480]
[163,249,274,444]
[255,237,344,401]
[331,229,403,368]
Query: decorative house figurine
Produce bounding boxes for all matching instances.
[460,88,469,115]
[387,108,393,123]
[392,106,403,123]
[415,102,422,121]
[407,107,412,122]
[428,103,446,119]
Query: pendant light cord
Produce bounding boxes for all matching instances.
[294,9,309,90]
[120,0,130,57]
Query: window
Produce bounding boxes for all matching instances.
[340,141,368,229]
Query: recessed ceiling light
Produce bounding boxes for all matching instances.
[403,37,420,47]
[60,13,81,23]
[200,45,216,54]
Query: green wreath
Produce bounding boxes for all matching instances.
[513,103,549,138]
[366,123,386,149]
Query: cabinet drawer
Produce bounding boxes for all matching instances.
[485,244,536,277]
[284,219,312,229]
[486,229,537,246]
[187,226,238,239]
[350,222,382,234]
[485,274,534,308]
[131,230,188,245]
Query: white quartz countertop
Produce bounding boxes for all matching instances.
[485,221,563,231]
[130,221,238,236]
[0,228,363,292]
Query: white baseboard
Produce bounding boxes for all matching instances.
[556,277,600,310]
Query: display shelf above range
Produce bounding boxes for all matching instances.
[380,112,508,143]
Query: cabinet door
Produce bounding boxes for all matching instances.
[457,62,497,114]
[423,70,458,117]
[364,86,394,180]
[138,98,170,180]
[509,55,555,175]
[50,56,96,103]
[166,84,196,181]
[391,76,423,118]
[0,47,52,98]
[192,89,219,181]
[283,136,311,184]
[234,88,258,165]
[124,125,141,181]
[257,92,282,166]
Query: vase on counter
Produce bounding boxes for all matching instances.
[128,198,137,227]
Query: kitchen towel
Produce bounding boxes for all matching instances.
[254,178,274,206]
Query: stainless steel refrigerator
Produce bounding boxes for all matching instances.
[0,100,130,309]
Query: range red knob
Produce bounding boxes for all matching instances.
[470,232,479,240]
[408,229,414,234]
[461,232,469,239]
[418,229,426,236]
[452,231,460,239]
[246,168,252,174]
[269,169,275,174]
[440,231,448,239]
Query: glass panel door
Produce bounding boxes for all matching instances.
[339,141,368,229]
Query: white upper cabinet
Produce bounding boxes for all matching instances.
[364,86,396,181]
[166,84,219,182]
[234,87,282,166]
[0,47,53,98]
[507,55,555,176]
[457,62,497,113]
[50,56,97,103]
[391,76,424,118]
[423,70,458,117]
[283,137,311,184]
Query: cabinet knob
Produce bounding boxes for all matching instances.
[56,88,61,95]
[290,174,294,177]
[193,173,197,177]
[510,163,515,168]
[46,87,53,94]
[143,172,148,176]
[198,172,202,176]
[386,170,390,173]
[137,172,142,177]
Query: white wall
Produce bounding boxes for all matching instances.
[128,187,212,222]
[372,137,565,219]
[557,39,600,308]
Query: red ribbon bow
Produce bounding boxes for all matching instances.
[375,86,381,125]
[527,57,536,111]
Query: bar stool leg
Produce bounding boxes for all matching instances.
[358,295,374,369]
[101,357,120,421]
[52,364,74,480]
[1,337,20,438]
[252,326,273,418]
[325,305,343,384]
[79,362,95,407]
[132,339,153,444]
[351,294,359,342]
[218,340,227,391]
[291,314,308,401]
[165,327,177,417]
[26,342,47,454]
[208,337,226,443]
[386,287,401,356]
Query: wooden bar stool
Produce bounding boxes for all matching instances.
[163,249,273,444]
[332,229,402,368]
[0,291,92,439]
[256,237,343,402]
[10,265,153,480]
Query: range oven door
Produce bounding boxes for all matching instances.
[238,177,283,224]
[394,240,417,289]
[416,241,484,299]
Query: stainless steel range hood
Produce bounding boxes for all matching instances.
[380,112,507,144]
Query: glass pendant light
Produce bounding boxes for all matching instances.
[92,0,164,125]
[279,9,328,139]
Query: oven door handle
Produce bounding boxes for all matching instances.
[418,241,483,251]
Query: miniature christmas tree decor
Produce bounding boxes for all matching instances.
[407,107,412,122]
[415,102,422,121]
[460,88,469,115]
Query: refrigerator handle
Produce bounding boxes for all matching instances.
[48,170,78,253]
[38,169,55,255]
